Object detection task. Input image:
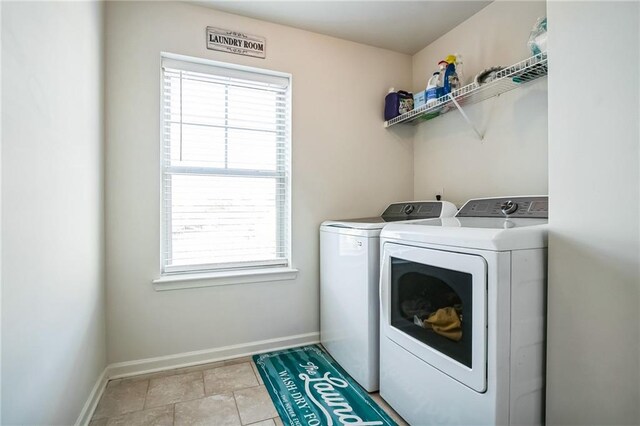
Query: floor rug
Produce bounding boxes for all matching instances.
[253,345,397,426]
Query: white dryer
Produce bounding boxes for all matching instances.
[320,201,457,392]
[379,196,548,425]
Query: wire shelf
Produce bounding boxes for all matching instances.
[384,53,548,128]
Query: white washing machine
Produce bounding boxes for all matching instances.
[320,201,457,392]
[379,196,548,425]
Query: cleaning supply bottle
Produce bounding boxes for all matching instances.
[426,72,441,106]
[437,60,449,95]
[442,61,459,95]
[452,53,464,86]
[438,60,448,78]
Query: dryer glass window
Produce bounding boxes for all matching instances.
[390,257,473,367]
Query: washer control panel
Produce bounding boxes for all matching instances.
[457,196,548,218]
[382,201,443,221]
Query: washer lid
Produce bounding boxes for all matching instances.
[380,216,548,251]
[320,200,459,231]
[322,217,386,228]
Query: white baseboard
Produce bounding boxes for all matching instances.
[107,332,319,379]
[75,368,108,426]
[76,332,319,425]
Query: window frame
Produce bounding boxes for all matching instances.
[157,53,294,285]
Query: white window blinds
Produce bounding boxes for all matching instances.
[161,56,291,275]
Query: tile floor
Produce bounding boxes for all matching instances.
[90,356,408,426]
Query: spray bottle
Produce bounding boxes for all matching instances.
[441,55,460,95]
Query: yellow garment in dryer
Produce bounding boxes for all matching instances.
[424,307,462,341]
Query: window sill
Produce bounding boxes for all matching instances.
[152,267,299,291]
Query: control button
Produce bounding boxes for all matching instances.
[403,204,415,215]
[500,200,518,216]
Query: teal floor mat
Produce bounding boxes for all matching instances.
[253,345,397,426]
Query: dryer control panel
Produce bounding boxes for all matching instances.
[457,196,548,218]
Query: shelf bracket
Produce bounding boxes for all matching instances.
[448,93,484,140]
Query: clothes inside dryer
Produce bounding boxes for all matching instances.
[390,257,473,367]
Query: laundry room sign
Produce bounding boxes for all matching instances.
[206,27,266,58]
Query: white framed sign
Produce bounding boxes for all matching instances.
[206,27,266,59]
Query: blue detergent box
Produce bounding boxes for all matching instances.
[413,90,427,109]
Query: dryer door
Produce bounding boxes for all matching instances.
[380,242,487,392]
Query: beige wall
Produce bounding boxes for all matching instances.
[411,1,548,206]
[546,2,640,424]
[104,1,413,363]
[3,2,639,423]
[1,1,106,423]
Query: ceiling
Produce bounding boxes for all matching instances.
[193,1,492,55]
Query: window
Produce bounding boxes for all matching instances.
[160,55,291,277]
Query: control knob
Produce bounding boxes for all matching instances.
[500,200,518,216]
[403,204,415,215]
